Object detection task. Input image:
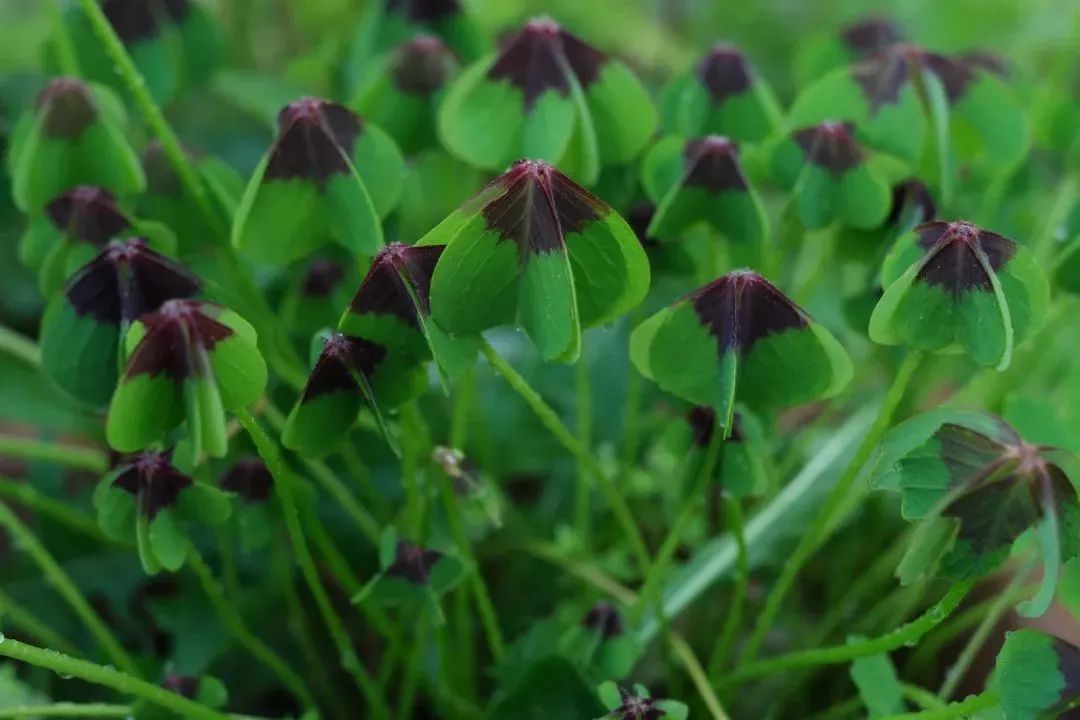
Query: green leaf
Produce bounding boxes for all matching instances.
[630,270,851,422]
[423,160,648,362]
[870,221,1048,370]
[489,658,603,720]
[231,99,402,265]
[993,630,1080,720]
[10,79,144,212]
[850,651,905,718]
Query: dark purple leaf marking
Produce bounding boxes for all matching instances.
[792,122,864,175]
[694,44,751,103]
[392,35,457,95]
[302,333,387,401]
[887,179,937,227]
[922,53,975,104]
[220,457,272,503]
[348,243,443,326]
[614,687,666,720]
[487,18,606,109]
[36,77,96,139]
[143,142,185,196]
[685,406,744,447]
[387,0,460,23]
[66,239,201,324]
[626,202,658,248]
[582,602,623,639]
[851,49,910,113]
[689,270,808,354]
[102,0,190,44]
[682,136,747,193]
[46,186,131,246]
[385,540,443,584]
[1054,639,1080,705]
[840,17,904,56]
[300,259,345,297]
[264,99,363,186]
[481,159,605,257]
[913,220,1015,295]
[125,300,234,381]
[162,673,201,699]
[112,450,192,520]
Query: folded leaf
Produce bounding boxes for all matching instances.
[40,239,200,407]
[642,136,767,259]
[232,98,403,265]
[869,220,1049,369]
[106,300,266,460]
[794,16,905,85]
[661,44,781,142]
[352,35,459,155]
[994,631,1080,720]
[9,78,144,212]
[422,159,649,361]
[630,270,852,429]
[438,18,656,183]
[771,121,891,230]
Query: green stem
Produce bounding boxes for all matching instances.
[668,635,731,720]
[743,351,922,661]
[0,476,107,542]
[263,404,381,544]
[522,543,730,719]
[437,473,505,660]
[904,684,948,711]
[480,340,651,574]
[632,427,725,624]
[720,580,972,688]
[0,638,227,719]
[76,0,223,235]
[399,403,428,539]
[708,495,748,679]
[0,704,129,718]
[236,409,391,720]
[876,692,997,720]
[0,325,41,368]
[938,566,1031,699]
[186,544,315,708]
[395,621,426,719]
[0,588,80,656]
[48,0,81,76]
[341,443,391,522]
[0,498,138,676]
[574,352,593,551]
[0,436,107,473]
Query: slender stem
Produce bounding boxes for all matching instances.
[743,351,922,661]
[805,697,863,720]
[263,404,381,544]
[574,353,593,550]
[521,542,730,719]
[0,476,107,542]
[0,704,129,718]
[0,325,41,368]
[341,443,391,522]
[48,0,81,76]
[399,403,428,539]
[633,427,725,624]
[720,580,973,688]
[396,621,426,719]
[0,588,80,656]
[480,340,651,574]
[876,692,997,720]
[236,409,391,720]
[437,473,504,660]
[904,684,948,711]
[938,566,1031,699]
[76,0,224,236]
[0,436,107,473]
[668,635,731,720]
[0,498,138,676]
[186,544,315,708]
[0,638,228,719]
[708,495,749,679]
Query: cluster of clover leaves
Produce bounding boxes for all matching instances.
[1,1,1080,719]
